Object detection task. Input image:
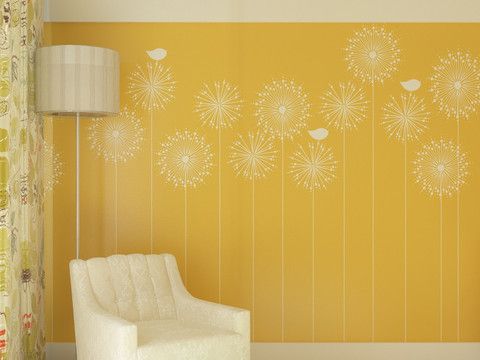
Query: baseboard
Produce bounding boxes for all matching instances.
[46,343,76,359]
[46,342,480,360]
[253,343,480,360]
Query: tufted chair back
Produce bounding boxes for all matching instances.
[81,254,177,322]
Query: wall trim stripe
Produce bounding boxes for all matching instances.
[46,342,480,360]
[46,0,480,23]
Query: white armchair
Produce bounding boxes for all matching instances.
[70,254,250,360]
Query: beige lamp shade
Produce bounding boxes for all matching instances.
[35,45,120,117]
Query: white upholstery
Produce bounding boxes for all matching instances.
[70,254,250,360]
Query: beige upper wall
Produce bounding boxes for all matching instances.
[44,0,50,22]
[46,0,480,22]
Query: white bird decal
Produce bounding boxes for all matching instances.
[400,79,421,92]
[146,48,167,61]
[308,128,329,141]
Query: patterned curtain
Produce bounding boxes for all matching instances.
[0,0,44,359]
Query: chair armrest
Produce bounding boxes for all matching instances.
[78,307,138,360]
[70,260,138,360]
[163,254,250,338]
[177,295,250,338]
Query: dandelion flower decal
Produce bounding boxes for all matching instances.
[229,130,276,339]
[129,60,175,254]
[289,140,337,340]
[345,26,400,341]
[229,131,277,180]
[413,139,468,197]
[383,92,429,341]
[129,61,176,110]
[255,78,311,339]
[43,140,63,192]
[195,80,242,129]
[88,108,145,163]
[158,130,213,285]
[320,82,368,131]
[414,139,469,340]
[290,142,337,191]
[382,93,429,142]
[431,51,480,340]
[158,130,213,188]
[345,26,400,84]
[195,79,242,301]
[320,82,363,340]
[254,78,311,140]
[430,51,480,119]
[88,108,144,253]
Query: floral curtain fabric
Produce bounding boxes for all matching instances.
[0,0,44,358]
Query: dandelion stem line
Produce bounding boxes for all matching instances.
[342,126,347,343]
[404,138,408,342]
[312,188,315,342]
[114,149,118,254]
[456,104,460,342]
[150,111,154,254]
[281,134,285,343]
[252,179,256,342]
[440,192,443,342]
[371,79,375,343]
[184,174,188,286]
[218,127,222,303]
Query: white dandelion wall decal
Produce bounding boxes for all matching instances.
[255,78,311,140]
[383,93,429,142]
[43,140,63,193]
[430,51,480,340]
[345,25,400,341]
[89,108,144,163]
[195,80,242,129]
[413,139,468,341]
[229,131,277,341]
[382,92,429,341]
[230,131,276,180]
[129,59,176,254]
[158,130,213,283]
[290,142,337,190]
[254,78,311,341]
[345,26,400,85]
[413,140,468,197]
[430,51,480,120]
[289,141,337,341]
[320,81,367,343]
[129,61,176,111]
[194,79,242,302]
[88,107,145,253]
[321,82,368,131]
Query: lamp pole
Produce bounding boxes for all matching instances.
[76,112,80,259]
[35,45,120,260]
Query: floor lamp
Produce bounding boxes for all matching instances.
[35,45,120,259]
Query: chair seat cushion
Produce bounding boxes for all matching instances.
[136,319,245,360]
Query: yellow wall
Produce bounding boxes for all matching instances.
[45,23,480,343]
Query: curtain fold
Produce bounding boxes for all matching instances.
[0,0,44,358]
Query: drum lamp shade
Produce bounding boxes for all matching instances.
[35,45,120,117]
